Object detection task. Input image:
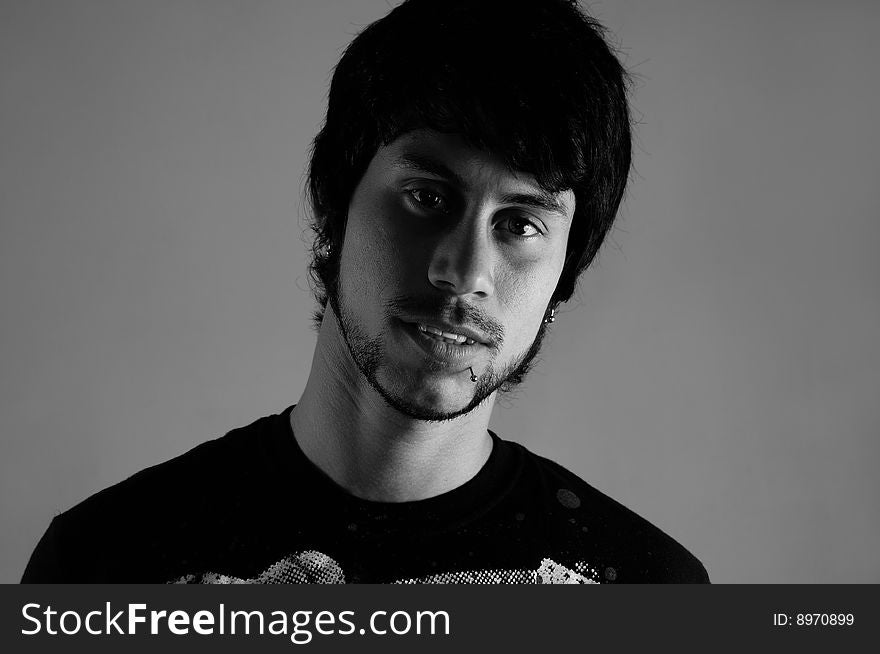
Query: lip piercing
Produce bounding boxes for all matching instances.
[468,367,477,382]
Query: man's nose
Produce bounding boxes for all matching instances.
[427,222,495,299]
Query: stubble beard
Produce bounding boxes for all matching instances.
[330,288,549,423]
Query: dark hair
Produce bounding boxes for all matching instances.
[307,0,632,323]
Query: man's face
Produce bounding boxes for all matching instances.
[332,129,574,421]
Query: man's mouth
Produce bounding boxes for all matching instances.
[415,323,477,346]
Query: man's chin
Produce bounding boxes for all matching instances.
[331,296,502,421]
[378,392,491,423]
[371,370,493,422]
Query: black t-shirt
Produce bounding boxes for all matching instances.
[22,406,709,583]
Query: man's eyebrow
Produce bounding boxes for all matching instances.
[498,191,570,218]
[392,153,466,188]
[392,152,570,217]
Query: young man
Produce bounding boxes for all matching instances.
[23,0,708,583]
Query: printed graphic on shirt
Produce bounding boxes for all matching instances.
[171,550,600,584]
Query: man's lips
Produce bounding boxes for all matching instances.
[415,323,476,345]
[399,320,485,367]
[401,318,489,346]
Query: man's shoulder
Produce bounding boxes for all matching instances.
[22,410,287,582]
[512,443,710,583]
[63,411,280,522]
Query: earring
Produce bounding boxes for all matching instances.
[543,307,556,324]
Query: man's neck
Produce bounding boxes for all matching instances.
[290,310,494,503]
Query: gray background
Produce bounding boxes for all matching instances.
[2,0,878,584]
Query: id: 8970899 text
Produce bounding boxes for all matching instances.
[772,613,854,627]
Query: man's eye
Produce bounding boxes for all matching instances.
[501,216,541,237]
[408,189,448,212]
